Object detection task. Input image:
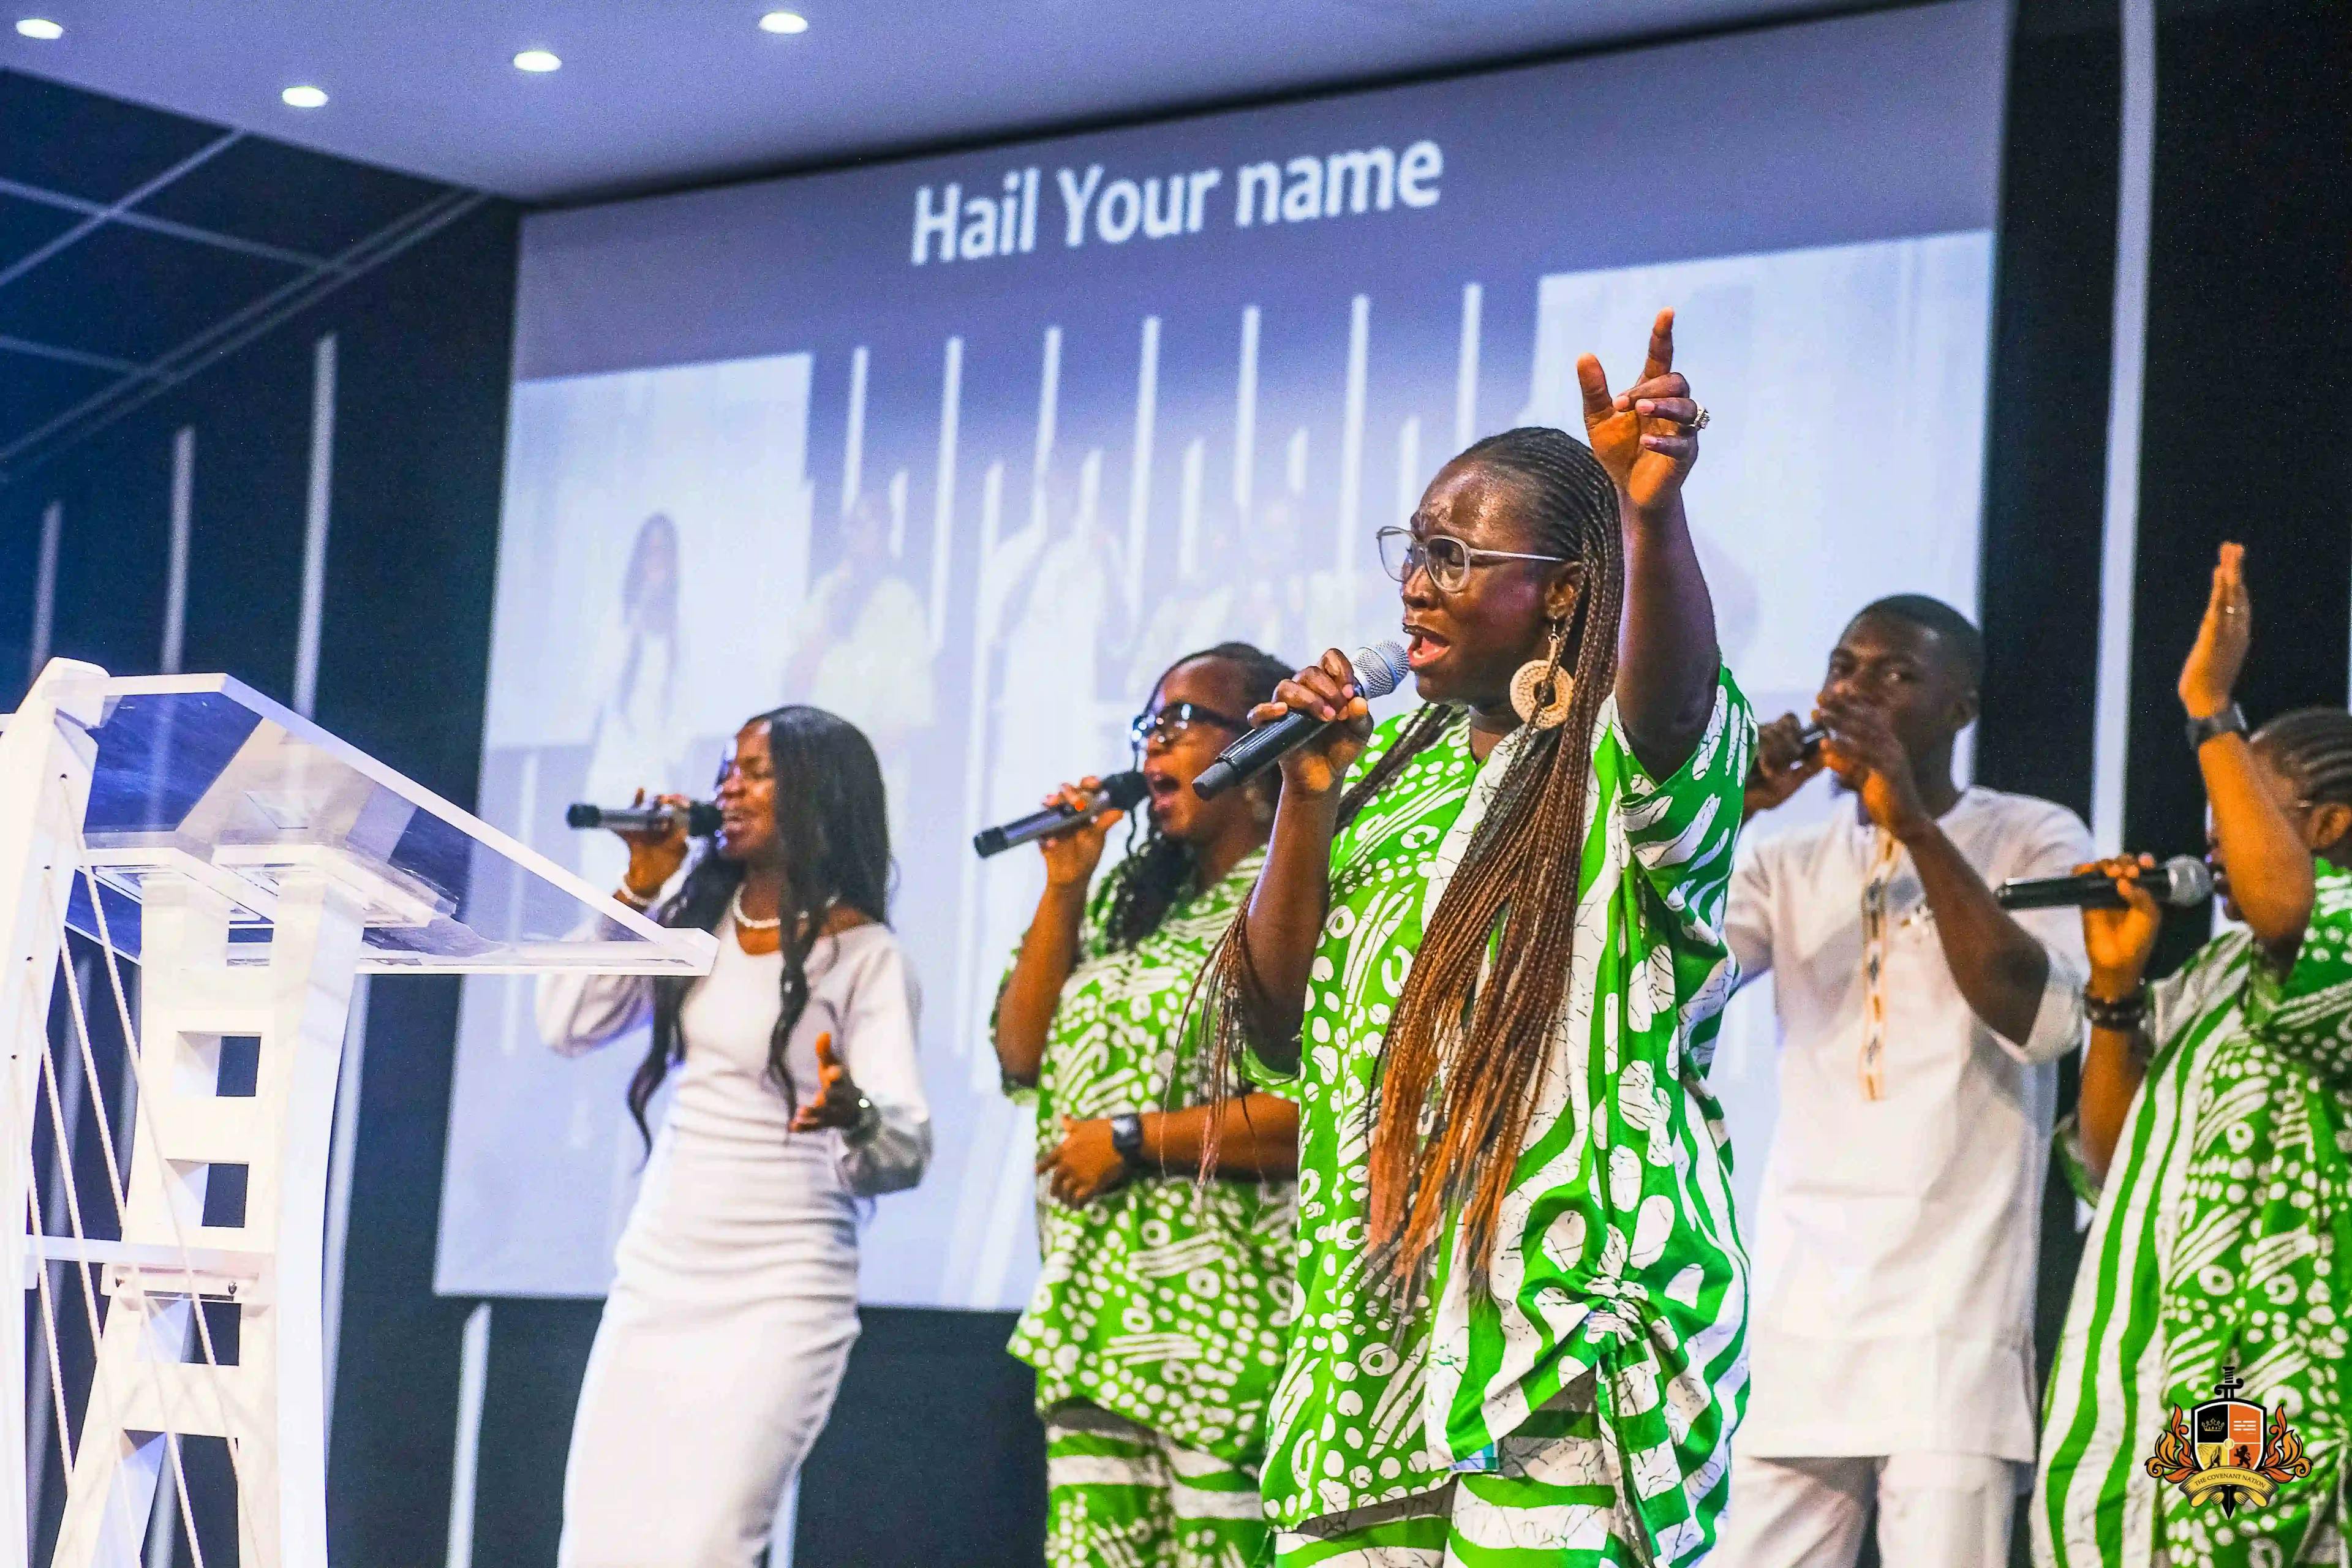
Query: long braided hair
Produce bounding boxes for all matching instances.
[1200,427,1626,1291]
[625,705,893,1145]
[1098,643,1293,951]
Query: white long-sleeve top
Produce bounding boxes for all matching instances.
[1723,786,2092,1463]
[538,918,931,1284]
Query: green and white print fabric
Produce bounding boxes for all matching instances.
[1008,848,1298,1469]
[2037,864,2352,1568]
[1269,1384,1642,1568]
[1248,674,1754,1565]
[1046,1404,1268,1568]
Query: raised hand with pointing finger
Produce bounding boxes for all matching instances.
[1578,307,1705,514]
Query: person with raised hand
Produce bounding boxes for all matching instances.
[2037,543,2352,1567]
[1196,311,1754,1567]
[1719,597,2094,1568]
[993,643,1303,1568]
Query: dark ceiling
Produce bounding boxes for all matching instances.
[0,69,483,485]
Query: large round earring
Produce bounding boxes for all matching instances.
[1510,619,1572,729]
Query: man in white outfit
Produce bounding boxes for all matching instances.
[1719,596,2093,1568]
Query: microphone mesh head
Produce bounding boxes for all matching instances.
[1351,640,1411,699]
[2160,854,2215,907]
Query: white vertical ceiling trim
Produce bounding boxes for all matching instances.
[2092,0,2156,850]
[294,333,337,718]
[29,500,61,679]
[162,426,194,674]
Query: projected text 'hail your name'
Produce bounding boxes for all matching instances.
[910,140,1444,265]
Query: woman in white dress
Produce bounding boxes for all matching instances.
[540,704,932,1568]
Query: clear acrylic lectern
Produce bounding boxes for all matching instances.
[0,660,712,1567]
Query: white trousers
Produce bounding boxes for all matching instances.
[1719,1453,2018,1568]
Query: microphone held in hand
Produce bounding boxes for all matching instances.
[566,800,722,837]
[1192,641,1412,801]
[973,771,1148,859]
[1996,854,2213,912]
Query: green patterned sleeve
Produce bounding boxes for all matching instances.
[1608,669,1754,945]
[2242,864,2352,1090]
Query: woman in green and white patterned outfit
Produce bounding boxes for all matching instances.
[997,642,1303,1568]
[1202,312,1752,1567]
[2037,543,2352,1567]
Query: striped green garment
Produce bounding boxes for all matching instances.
[1045,1405,1267,1568]
[1246,675,1754,1565]
[1008,847,1297,1472]
[2036,863,2352,1568]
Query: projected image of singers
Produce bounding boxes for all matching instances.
[579,511,691,892]
[780,489,936,843]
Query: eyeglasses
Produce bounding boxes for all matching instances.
[1375,526,1567,594]
[1129,702,1248,752]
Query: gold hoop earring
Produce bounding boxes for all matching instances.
[1510,617,1573,729]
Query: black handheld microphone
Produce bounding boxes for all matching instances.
[973,771,1149,859]
[1746,722,1828,792]
[1996,854,2213,912]
[566,800,723,837]
[1192,641,1412,802]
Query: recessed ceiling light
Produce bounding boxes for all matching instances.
[14,17,64,39]
[513,48,561,72]
[282,85,329,109]
[758,11,809,34]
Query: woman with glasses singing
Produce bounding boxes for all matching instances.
[1199,312,1754,1566]
[994,642,1304,1568]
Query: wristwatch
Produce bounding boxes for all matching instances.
[1109,1113,1147,1169]
[844,1091,880,1145]
[2186,703,2246,752]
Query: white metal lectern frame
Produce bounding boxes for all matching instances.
[1,660,713,1567]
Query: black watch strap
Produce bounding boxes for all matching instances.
[2186,703,2246,752]
[1109,1113,1147,1167]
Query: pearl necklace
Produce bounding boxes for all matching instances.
[729,886,782,932]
